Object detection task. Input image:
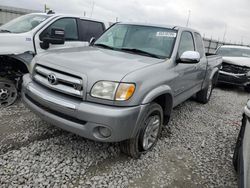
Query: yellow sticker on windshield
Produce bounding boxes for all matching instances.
[156,32,177,37]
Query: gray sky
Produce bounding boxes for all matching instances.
[1,0,250,45]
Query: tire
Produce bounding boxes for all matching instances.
[196,79,213,104]
[120,103,163,158]
[233,115,247,171]
[233,141,240,172]
[244,85,250,93]
[0,77,18,107]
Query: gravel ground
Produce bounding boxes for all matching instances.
[0,86,249,188]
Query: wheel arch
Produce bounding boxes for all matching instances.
[0,53,33,75]
[202,67,219,90]
[142,85,173,124]
[209,67,219,84]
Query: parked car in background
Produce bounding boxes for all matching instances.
[233,100,250,188]
[22,23,222,158]
[216,45,250,92]
[0,12,109,107]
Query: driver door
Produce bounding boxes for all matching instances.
[173,31,199,101]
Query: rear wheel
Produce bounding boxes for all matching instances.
[196,79,213,104]
[120,103,163,158]
[0,78,18,107]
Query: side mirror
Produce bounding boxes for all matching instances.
[40,28,65,50]
[89,37,96,46]
[179,51,200,63]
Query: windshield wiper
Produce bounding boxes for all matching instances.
[0,29,11,33]
[119,48,162,59]
[94,43,115,50]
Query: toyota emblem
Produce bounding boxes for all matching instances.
[47,73,58,85]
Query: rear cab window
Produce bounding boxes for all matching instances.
[79,19,105,42]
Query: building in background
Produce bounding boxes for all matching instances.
[0,5,40,26]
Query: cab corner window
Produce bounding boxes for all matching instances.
[194,33,205,57]
[40,18,78,41]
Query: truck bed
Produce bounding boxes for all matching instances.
[207,54,222,69]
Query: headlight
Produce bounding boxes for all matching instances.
[91,81,135,101]
[91,81,118,100]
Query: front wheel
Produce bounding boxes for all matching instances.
[0,78,18,107]
[120,103,163,158]
[196,79,213,104]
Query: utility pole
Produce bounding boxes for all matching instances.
[222,24,227,43]
[186,10,191,27]
[44,4,50,13]
[90,0,95,18]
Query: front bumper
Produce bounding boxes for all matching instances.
[218,70,250,86]
[22,74,148,142]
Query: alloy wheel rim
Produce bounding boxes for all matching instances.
[142,115,160,150]
[0,88,9,100]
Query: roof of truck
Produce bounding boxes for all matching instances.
[28,12,108,24]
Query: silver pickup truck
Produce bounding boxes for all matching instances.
[22,23,222,158]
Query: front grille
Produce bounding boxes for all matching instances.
[33,65,83,98]
[221,63,250,74]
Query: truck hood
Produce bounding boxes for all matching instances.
[223,57,250,68]
[36,46,164,83]
[0,32,34,55]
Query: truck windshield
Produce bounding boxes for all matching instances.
[94,24,177,59]
[217,47,250,58]
[0,14,49,33]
